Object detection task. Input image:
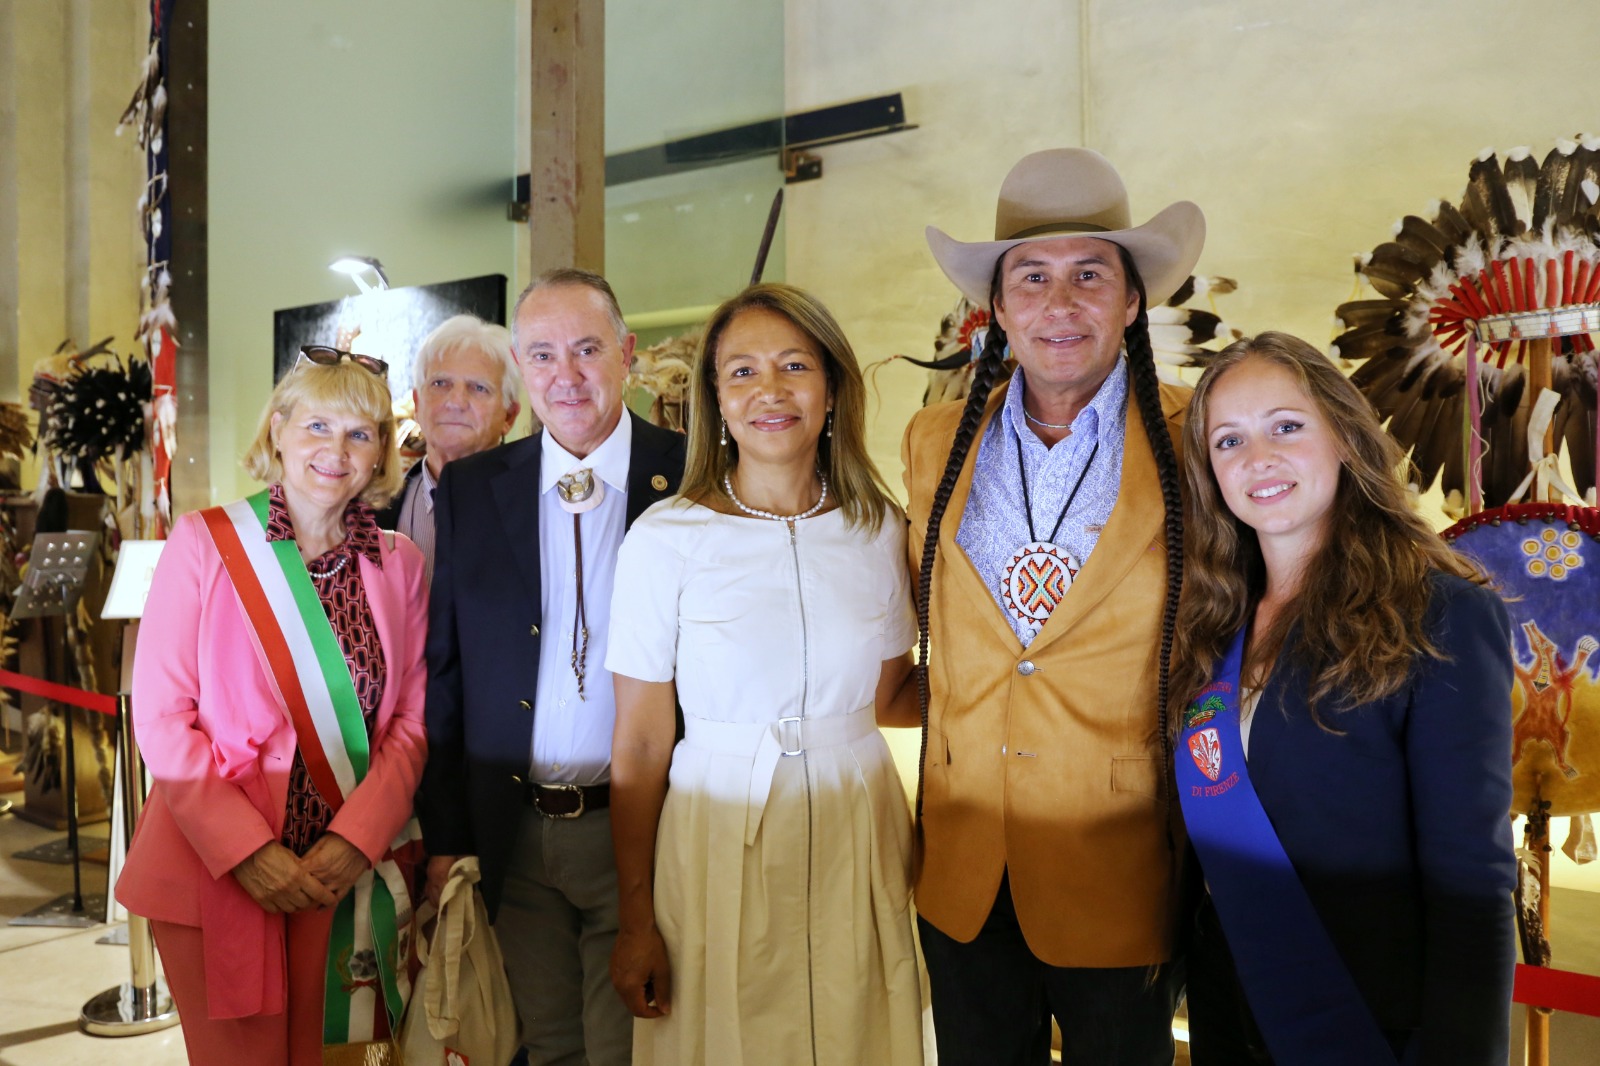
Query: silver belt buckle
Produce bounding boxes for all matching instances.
[777,715,804,757]
[536,781,585,818]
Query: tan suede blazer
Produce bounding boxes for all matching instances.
[902,376,1189,968]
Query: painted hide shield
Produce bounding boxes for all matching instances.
[1444,504,1600,818]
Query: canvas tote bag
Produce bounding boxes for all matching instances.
[398,856,520,1065]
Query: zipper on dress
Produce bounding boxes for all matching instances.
[787,518,819,1065]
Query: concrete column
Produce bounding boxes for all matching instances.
[82,0,144,353]
[13,0,69,412]
[1,0,148,476]
[0,1,18,402]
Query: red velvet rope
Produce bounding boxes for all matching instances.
[1515,964,1600,1018]
[0,668,116,716]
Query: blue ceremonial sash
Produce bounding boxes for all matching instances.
[1177,629,1402,1065]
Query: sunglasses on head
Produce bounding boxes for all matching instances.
[296,345,389,378]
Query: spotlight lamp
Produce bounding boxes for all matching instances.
[329,256,390,293]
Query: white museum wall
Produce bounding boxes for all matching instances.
[781,0,1600,893]
[208,0,518,504]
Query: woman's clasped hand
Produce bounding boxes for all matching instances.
[231,834,373,914]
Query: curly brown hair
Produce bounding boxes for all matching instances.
[1167,331,1485,729]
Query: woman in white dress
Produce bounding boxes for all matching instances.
[607,283,926,1066]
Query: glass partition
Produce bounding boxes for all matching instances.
[604,0,786,348]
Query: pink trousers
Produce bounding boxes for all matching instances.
[153,907,334,1066]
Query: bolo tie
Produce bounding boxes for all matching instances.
[556,467,604,700]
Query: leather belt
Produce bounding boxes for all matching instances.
[523,780,610,818]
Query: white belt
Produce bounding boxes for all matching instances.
[683,704,877,846]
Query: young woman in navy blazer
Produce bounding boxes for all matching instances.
[1168,332,1516,1065]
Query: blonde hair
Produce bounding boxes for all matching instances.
[1168,332,1484,728]
[681,284,897,535]
[243,361,405,507]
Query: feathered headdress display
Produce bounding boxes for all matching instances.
[0,403,33,465]
[42,357,152,465]
[1354,141,1600,1011]
[880,275,1242,407]
[629,330,699,433]
[1335,139,1600,512]
[37,350,154,538]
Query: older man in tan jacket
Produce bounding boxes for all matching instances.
[902,148,1204,1065]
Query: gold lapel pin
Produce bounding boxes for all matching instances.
[650,474,668,492]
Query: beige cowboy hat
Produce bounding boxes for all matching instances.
[926,148,1206,308]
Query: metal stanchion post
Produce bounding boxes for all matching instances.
[80,691,178,1035]
[60,619,86,914]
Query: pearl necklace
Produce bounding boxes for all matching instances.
[307,554,348,580]
[723,473,829,522]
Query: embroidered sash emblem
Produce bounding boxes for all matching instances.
[1188,727,1223,782]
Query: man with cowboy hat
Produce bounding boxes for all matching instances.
[901,148,1204,1064]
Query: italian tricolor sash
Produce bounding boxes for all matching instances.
[201,491,416,1044]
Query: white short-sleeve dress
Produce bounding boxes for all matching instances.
[607,496,925,1066]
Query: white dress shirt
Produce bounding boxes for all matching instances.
[531,415,632,784]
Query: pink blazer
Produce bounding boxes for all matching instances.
[116,506,428,1019]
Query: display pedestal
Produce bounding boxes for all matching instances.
[15,703,111,828]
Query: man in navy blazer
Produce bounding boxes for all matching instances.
[419,269,684,1066]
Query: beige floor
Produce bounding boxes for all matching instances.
[0,812,185,1066]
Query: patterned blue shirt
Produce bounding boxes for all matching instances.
[955,357,1128,646]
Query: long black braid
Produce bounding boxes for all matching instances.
[913,319,1010,820]
[1114,247,1184,830]
[912,247,1185,846]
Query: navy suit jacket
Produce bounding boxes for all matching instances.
[416,413,685,919]
[1204,573,1517,1065]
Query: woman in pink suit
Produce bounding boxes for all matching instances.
[117,350,428,1065]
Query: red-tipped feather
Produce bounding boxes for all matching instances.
[1490,263,1514,313]
[1451,279,1492,319]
